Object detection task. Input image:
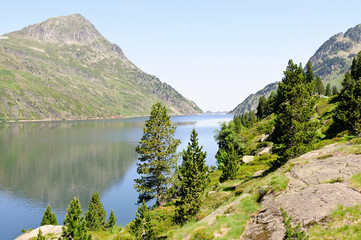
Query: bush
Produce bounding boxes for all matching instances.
[190,228,215,240]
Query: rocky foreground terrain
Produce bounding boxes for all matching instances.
[243,142,361,239]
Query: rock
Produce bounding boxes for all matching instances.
[243,144,361,240]
[253,170,265,178]
[258,146,272,156]
[16,225,63,240]
[260,134,269,142]
[243,155,255,163]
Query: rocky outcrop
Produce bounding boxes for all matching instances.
[16,225,63,240]
[243,143,361,239]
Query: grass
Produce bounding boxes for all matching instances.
[350,172,361,191]
[308,204,361,239]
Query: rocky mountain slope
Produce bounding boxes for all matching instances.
[0,14,202,121]
[230,82,278,115]
[231,23,361,115]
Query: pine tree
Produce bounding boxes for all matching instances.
[219,145,241,182]
[130,201,155,240]
[62,197,91,240]
[40,204,58,226]
[175,129,209,224]
[106,209,117,228]
[271,60,319,160]
[256,96,267,119]
[36,229,46,240]
[134,103,180,206]
[85,192,107,230]
[332,86,339,95]
[305,61,314,84]
[333,52,361,134]
[325,83,332,96]
[314,76,325,95]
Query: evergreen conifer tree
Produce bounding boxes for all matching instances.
[62,197,91,240]
[85,192,107,230]
[175,129,209,223]
[256,96,267,119]
[219,145,241,182]
[305,61,314,84]
[106,209,117,228]
[325,83,332,96]
[314,76,325,95]
[134,103,180,206]
[130,201,155,240]
[332,86,339,95]
[271,60,318,160]
[36,229,45,240]
[333,52,361,134]
[40,204,58,226]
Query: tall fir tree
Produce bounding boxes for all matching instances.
[219,145,241,182]
[130,201,155,240]
[271,60,319,160]
[106,209,117,228]
[85,192,107,230]
[314,76,325,95]
[175,129,209,224]
[62,197,91,240]
[134,103,180,206]
[332,85,339,95]
[325,83,332,96]
[40,204,58,226]
[256,96,267,119]
[305,61,314,84]
[333,52,361,134]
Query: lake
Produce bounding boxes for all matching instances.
[0,114,233,239]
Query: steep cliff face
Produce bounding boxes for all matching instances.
[0,14,202,121]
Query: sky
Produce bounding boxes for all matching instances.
[1,1,361,112]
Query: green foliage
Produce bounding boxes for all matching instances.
[314,76,325,95]
[190,228,215,240]
[130,201,155,240]
[85,192,107,230]
[281,208,308,240]
[305,61,315,84]
[271,60,319,160]
[175,129,209,224]
[134,103,180,206]
[325,83,332,96]
[40,204,58,226]
[332,52,361,135]
[219,146,241,182]
[106,209,117,228]
[308,204,361,239]
[332,85,339,95]
[62,196,91,240]
[36,229,46,240]
[256,96,267,119]
[350,172,361,190]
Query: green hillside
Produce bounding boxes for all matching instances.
[0,14,202,121]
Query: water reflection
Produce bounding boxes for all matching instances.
[0,120,142,209]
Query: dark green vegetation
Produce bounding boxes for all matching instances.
[40,204,58,226]
[0,14,201,121]
[129,201,155,239]
[134,103,180,206]
[281,209,308,240]
[175,129,209,224]
[85,192,107,230]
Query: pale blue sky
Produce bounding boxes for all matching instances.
[1,0,361,111]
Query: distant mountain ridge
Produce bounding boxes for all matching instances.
[0,14,202,121]
[230,82,278,115]
[231,23,361,115]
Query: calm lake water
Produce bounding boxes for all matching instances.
[0,114,232,239]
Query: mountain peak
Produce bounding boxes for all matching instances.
[10,14,104,45]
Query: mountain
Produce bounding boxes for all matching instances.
[230,82,278,115]
[230,23,361,115]
[0,14,202,121]
[310,24,361,87]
